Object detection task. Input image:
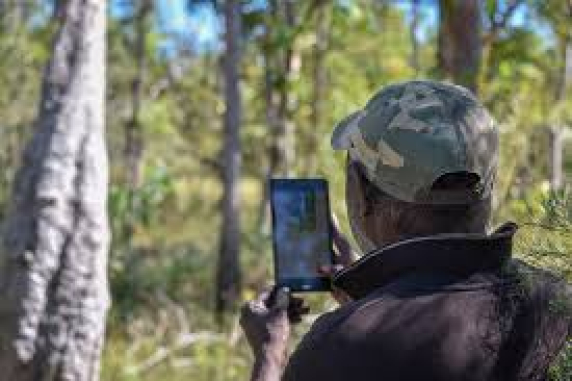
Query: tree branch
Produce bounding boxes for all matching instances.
[483,0,525,44]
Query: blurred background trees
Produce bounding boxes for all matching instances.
[0,0,570,380]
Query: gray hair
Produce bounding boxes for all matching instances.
[351,161,492,238]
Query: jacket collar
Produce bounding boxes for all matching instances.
[333,222,518,300]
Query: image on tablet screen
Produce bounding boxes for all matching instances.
[273,187,331,280]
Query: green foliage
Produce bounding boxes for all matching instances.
[509,189,572,278]
[506,188,572,380]
[550,340,572,381]
[109,163,175,244]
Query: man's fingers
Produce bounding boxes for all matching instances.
[245,288,310,323]
[246,298,266,315]
[317,265,331,275]
[330,213,356,267]
[289,296,304,309]
[287,296,310,323]
[256,289,272,307]
[318,264,344,277]
[332,287,353,305]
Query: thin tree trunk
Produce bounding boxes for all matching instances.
[123,0,151,242]
[438,0,481,92]
[1,0,28,31]
[264,0,282,179]
[309,1,330,174]
[549,2,572,191]
[125,0,151,190]
[410,0,420,76]
[265,0,298,178]
[0,1,109,380]
[258,46,279,228]
[216,0,242,316]
[281,0,297,177]
[556,2,572,102]
[259,0,299,227]
[549,128,563,191]
[53,0,65,20]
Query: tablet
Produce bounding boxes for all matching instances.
[270,179,334,292]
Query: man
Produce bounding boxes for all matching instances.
[240,81,571,381]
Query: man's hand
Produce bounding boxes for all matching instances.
[318,215,356,304]
[331,213,356,268]
[240,287,290,359]
[240,287,309,381]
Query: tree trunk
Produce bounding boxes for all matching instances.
[410,0,421,76]
[123,0,152,243]
[265,0,298,178]
[263,0,281,205]
[549,127,563,191]
[438,0,481,92]
[258,44,280,228]
[1,0,29,31]
[556,2,572,102]
[0,1,109,380]
[125,0,151,191]
[549,2,572,192]
[53,0,66,20]
[216,0,242,316]
[259,0,300,227]
[280,0,297,177]
[309,1,330,173]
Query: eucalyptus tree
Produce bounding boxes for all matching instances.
[0,0,109,379]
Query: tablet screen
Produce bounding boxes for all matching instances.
[271,179,333,290]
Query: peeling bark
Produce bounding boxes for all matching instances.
[0,1,109,380]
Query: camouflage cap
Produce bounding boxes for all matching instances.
[332,80,498,204]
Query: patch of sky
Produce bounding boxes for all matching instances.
[110,0,135,19]
[108,0,555,56]
[395,0,439,43]
[157,0,221,56]
[109,0,221,57]
[28,1,55,27]
[395,0,554,47]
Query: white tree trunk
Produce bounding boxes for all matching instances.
[0,1,109,380]
[549,127,563,191]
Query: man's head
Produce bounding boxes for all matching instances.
[332,81,498,252]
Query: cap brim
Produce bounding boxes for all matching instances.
[331,110,365,150]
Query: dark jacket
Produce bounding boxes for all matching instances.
[282,223,571,381]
